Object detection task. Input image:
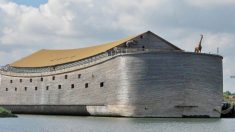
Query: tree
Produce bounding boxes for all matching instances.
[224,91,232,96]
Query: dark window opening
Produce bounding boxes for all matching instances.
[65,75,68,79]
[25,87,27,91]
[35,87,38,91]
[30,79,32,82]
[71,84,74,89]
[10,80,13,83]
[20,79,22,83]
[142,46,145,51]
[85,83,88,88]
[46,86,49,90]
[58,85,61,89]
[78,74,81,78]
[41,77,43,82]
[15,87,17,91]
[6,88,8,91]
[100,82,104,87]
[52,76,55,80]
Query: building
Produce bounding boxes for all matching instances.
[0,31,223,117]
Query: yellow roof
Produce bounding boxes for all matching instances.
[10,35,137,68]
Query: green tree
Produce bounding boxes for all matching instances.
[224,91,232,96]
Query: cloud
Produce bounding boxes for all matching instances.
[0,0,235,92]
[185,0,235,8]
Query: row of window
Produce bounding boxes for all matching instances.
[10,74,82,83]
[5,82,104,92]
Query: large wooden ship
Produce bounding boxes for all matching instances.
[0,31,223,117]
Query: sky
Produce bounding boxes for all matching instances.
[10,0,47,7]
[0,0,235,92]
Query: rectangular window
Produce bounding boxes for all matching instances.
[35,87,38,91]
[78,74,81,78]
[46,86,49,90]
[65,75,68,79]
[15,87,17,91]
[58,85,61,89]
[85,83,88,88]
[20,79,22,83]
[6,88,8,91]
[10,80,13,83]
[41,77,43,82]
[30,79,32,82]
[71,84,74,89]
[25,87,27,91]
[52,76,55,80]
[100,82,104,87]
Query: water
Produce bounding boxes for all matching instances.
[0,115,235,132]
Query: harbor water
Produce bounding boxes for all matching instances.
[0,115,235,132]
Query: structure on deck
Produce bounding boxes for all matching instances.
[0,31,223,117]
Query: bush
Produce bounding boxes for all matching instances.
[0,107,17,117]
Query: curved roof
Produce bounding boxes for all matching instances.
[10,31,182,68]
[10,35,137,68]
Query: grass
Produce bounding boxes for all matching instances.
[0,107,17,117]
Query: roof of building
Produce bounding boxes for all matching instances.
[10,31,181,68]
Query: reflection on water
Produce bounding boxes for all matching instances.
[0,115,235,132]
